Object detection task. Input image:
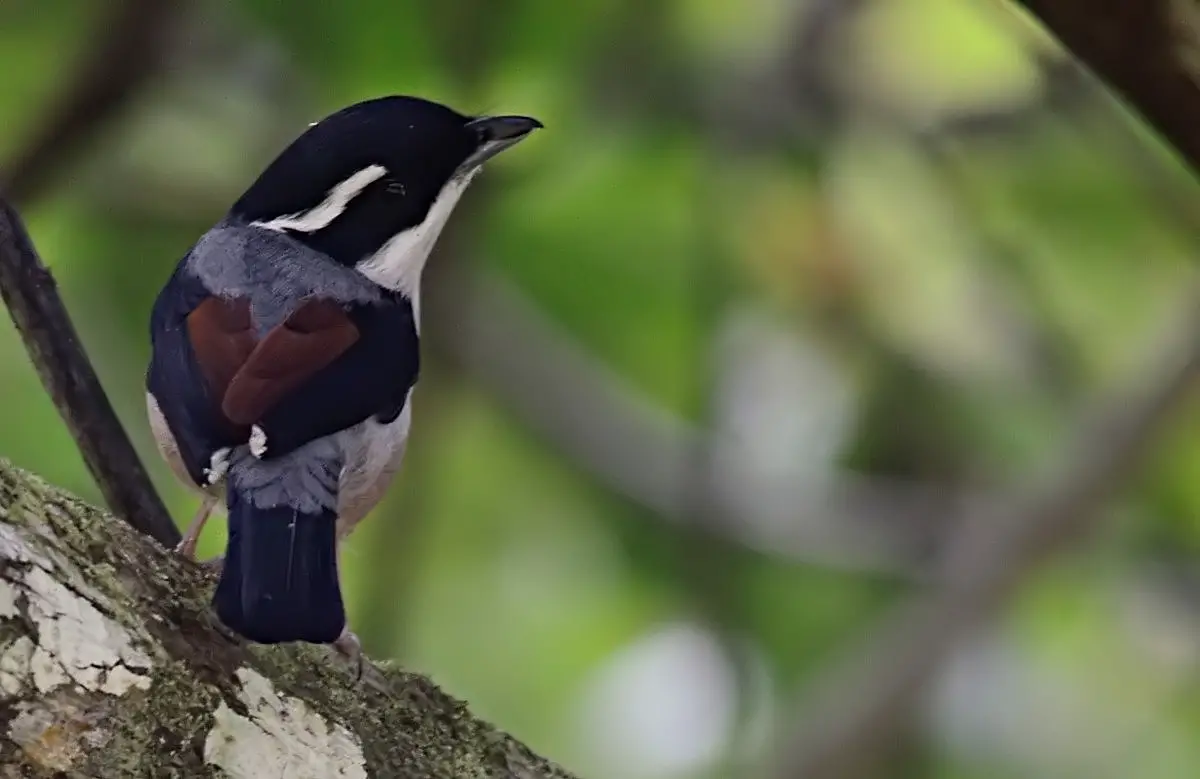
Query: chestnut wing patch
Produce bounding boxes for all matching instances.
[186,297,360,427]
[187,297,256,412]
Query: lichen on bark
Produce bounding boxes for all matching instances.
[0,458,578,778]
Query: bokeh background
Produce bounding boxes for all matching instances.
[2,0,1199,777]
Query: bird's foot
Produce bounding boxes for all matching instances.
[331,628,364,680]
[174,536,199,560]
[173,539,223,574]
[330,629,394,694]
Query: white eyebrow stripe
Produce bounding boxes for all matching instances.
[252,164,388,233]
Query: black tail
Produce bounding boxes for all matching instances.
[213,483,345,644]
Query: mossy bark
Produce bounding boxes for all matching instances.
[0,459,579,778]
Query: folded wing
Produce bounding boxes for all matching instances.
[185,294,418,459]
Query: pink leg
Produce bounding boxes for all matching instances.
[332,628,363,674]
[329,537,368,682]
[175,495,217,560]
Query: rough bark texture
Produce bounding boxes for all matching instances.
[0,458,578,778]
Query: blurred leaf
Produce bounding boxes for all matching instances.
[485,131,705,414]
[846,0,1043,124]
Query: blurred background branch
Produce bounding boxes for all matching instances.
[775,287,1200,778]
[0,0,191,545]
[0,199,176,544]
[448,267,1018,575]
[773,0,1200,774]
[2,0,190,204]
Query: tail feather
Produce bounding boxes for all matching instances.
[213,482,345,644]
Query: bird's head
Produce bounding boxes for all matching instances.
[230,95,542,295]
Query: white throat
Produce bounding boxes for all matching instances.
[355,168,479,300]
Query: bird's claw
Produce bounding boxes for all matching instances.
[173,537,223,576]
[331,628,364,681]
[330,630,394,695]
[174,537,199,560]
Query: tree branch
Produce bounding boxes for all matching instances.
[0,459,576,777]
[0,0,192,546]
[0,200,177,546]
[1011,0,1200,175]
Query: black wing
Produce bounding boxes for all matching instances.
[146,264,247,487]
[253,293,420,458]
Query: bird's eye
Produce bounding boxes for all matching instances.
[384,179,406,196]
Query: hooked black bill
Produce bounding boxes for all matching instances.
[463,115,543,167]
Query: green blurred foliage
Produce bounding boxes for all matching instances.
[1,0,1199,776]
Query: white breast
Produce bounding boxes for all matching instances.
[149,390,411,539]
[146,391,222,500]
[335,396,413,539]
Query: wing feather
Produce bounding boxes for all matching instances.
[185,296,360,427]
[186,296,256,409]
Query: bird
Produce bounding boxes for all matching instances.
[145,95,541,666]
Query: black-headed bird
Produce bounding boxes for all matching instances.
[146,95,541,664]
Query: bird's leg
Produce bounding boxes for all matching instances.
[326,535,386,686]
[177,449,232,564]
[328,535,370,684]
[331,628,364,680]
[331,626,394,695]
[175,495,217,560]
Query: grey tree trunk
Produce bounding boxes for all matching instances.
[0,459,579,778]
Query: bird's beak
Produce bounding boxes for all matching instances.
[463,115,543,168]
